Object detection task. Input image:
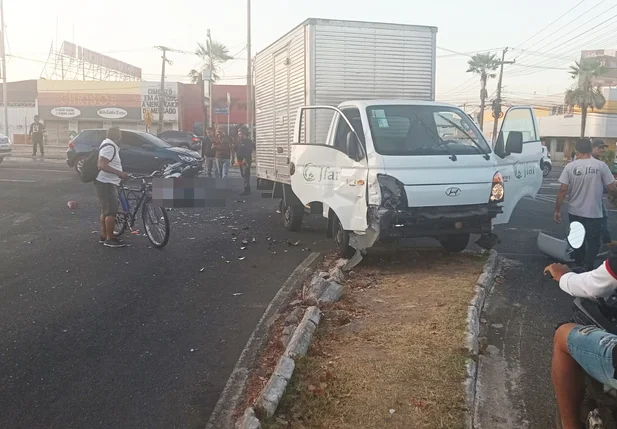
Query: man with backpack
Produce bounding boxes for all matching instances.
[91,127,129,248]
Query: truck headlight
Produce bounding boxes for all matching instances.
[377,174,408,209]
[490,172,504,202]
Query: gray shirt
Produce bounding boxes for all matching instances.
[558,157,615,219]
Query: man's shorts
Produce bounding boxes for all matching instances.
[94,180,119,217]
[568,325,617,389]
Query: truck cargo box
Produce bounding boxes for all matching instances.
[255,18,437,184]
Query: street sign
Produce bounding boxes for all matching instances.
[144,109,153,128]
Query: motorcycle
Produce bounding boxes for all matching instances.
[160,161,202,178]
[551,222,617,429]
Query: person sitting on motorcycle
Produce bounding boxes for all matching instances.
[546,258,617,429]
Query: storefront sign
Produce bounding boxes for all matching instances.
[51,107,81,118]
[97,108,128,119]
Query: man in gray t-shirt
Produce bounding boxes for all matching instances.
[555,138,617,269]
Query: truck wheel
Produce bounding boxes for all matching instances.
[334,216,356,258]
[439,234,470,253]
[282,199,303,231]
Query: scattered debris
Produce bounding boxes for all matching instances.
[199,267,205,272]
[287,240,301,247]
[242,240,249,245]
[240,247,247,250]
[238,257,246,261]
[233,293,243,296]
[190,348,196,352]
[389,409,396,416]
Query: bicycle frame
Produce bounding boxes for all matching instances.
[118,178,151,228]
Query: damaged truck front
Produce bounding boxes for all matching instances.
[284,101,542,257]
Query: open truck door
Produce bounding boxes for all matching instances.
[289,106,369,232]
[493,106,543,224]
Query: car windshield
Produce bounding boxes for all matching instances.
[366,105,491,156]
[136,131,172,148]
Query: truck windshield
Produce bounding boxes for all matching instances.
[366,105,491,156]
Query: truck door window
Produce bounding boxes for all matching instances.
[501,108,538,144]
[333,109,364,155]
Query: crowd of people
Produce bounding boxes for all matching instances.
[200,126,255,195]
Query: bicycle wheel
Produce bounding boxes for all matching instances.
[142,201,170,248]
[114,212,128,236]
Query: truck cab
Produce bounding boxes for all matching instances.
[286,100,542,256]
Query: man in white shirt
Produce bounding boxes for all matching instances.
[546,260,617,429]
[94,127,129,248]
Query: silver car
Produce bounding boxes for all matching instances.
[0,134,12,164]
[542,146,552,177]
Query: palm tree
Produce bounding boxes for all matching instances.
[466,53,500,131]
[564,59,608,137]
[188,40,234,83]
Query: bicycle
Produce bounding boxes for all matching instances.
[114,173,170,248]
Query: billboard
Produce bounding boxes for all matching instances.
[141,82,179,123]
[61,41,142,79]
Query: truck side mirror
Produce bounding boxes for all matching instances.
[346,132,361,161]
[505,131,523,154]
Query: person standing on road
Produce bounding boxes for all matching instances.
[28,115,46,159]
[213,129,231,178]
[95,127,129,248]
[555,138,617,270]
[235,126,255,195]
[591,139,617,247]
[201,127,215,178]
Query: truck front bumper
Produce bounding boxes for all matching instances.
[368,203,502,240]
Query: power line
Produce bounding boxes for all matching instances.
[514,0,587,50]
[515,0,610,61]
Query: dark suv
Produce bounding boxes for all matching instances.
[66,129,202,176]
[157,130,202,151]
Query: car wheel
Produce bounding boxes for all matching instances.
[543,162,552,177]
[74,155,87,176]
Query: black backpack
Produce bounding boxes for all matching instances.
[80,143,116,183]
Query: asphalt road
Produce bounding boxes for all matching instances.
[0,159,329,429]
[476,166,617,428]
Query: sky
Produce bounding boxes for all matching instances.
[4,0,613,112]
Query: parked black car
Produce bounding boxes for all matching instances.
[157,130,202,151]
[66,129,202,176]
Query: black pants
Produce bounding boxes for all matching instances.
[569,214,603,270]
[240,159,251,192]
[32,139,44,156]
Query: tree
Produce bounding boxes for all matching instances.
[564,59,608,137]
[466,53,500,131]
[188,40,234,83]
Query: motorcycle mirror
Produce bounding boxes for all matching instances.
[567,221,586,249]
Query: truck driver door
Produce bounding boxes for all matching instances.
[290,106,369,232]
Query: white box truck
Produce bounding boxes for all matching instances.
[255,18,542,257]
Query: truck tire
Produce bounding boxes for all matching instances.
[334,216,356,258]
[282,199,304,231]
[439,233,470,253]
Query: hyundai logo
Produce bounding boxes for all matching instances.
[445,187,462,197]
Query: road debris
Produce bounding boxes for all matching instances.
[233,293,243,296]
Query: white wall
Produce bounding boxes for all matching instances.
[0,106,38,139]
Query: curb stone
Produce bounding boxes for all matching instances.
[235,408,261,429]
[234,258,350,428]
[465,249,499,429]
[205,252,322,429]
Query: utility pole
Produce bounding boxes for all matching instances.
[155,46,173,134]
[207,29,214,129]
[491,48,515,142]
[0,0,7,137]
[247,0,252,130]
